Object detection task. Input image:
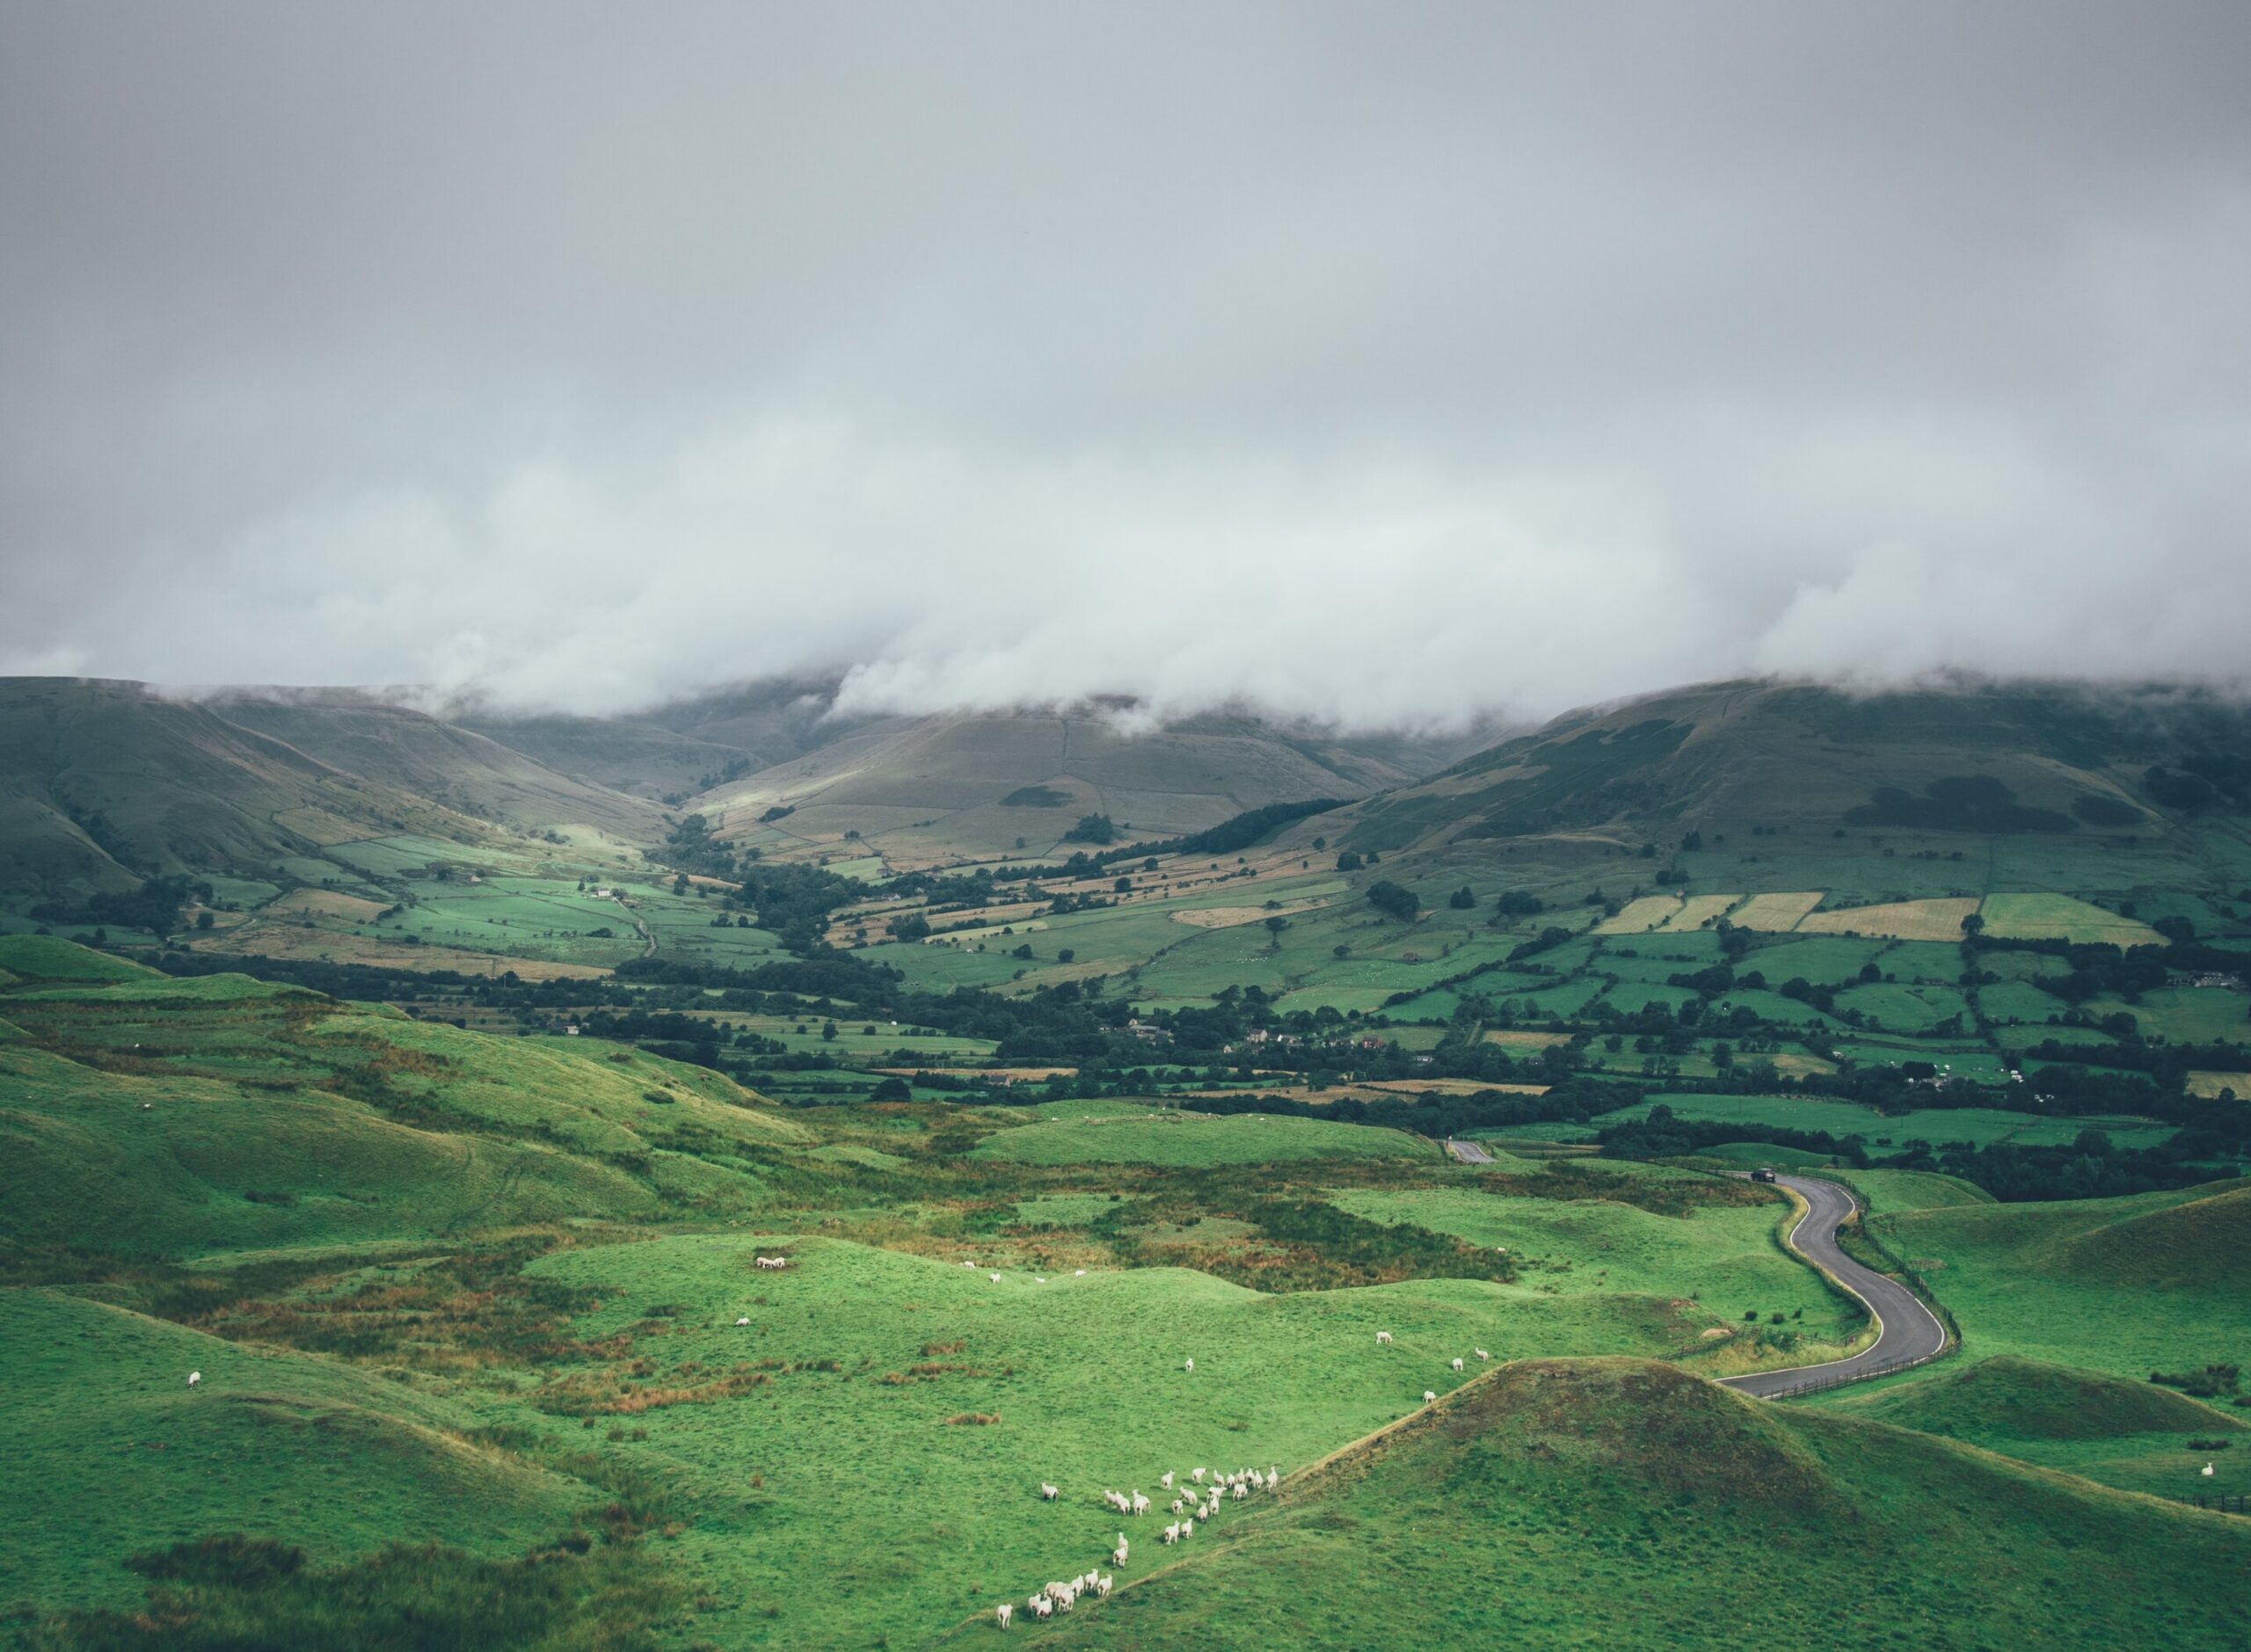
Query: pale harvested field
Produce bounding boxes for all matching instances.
[874,1066,1076,1081]
[1362,1078,1550,1097]
[266,888,391,922]
[2184,1071,2250,1100]
[1796,897,1980,941]
[1481,1029,1571,1049]
[1729,891,1826,932]
[1597,896,1682,935]
[1171,899,1332,929]
[1658,894,1743,932]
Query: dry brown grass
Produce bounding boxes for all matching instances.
[1796,897,1978,941]
[1597,896,1681,935]
[1729,891,1826,931]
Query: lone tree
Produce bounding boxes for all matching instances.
[1447,885,1476,909]
[1264,914,1290,947]
[1064,814,1117,845]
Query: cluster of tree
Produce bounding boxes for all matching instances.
[1063,813,1117,845]
[1913,1133,2225,1202]
[32,873,213,935]
[1366,880,1419,922]
[1596,1104,1867,1166]
[653,813,738,879]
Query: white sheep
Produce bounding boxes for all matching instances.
[1424,1389,1438,1402]
[1232,1481,1247,1501]
[995,1601,1013,1628]
[1182,1517,1194,1537]
[1163,1523,1180,1545]
[1034,1277,1046,1284]
[1031,1596,1053,1619]
[1475,1348,1490,1361]
[1160,1470,1174,1489]
[1132,1491,1149,1515]
[1040,1482,1059,1501]
[1075,1269,1088,1277]
[735,1316,750,1327]
[1115,1533,1126,1559]
[990,1273,1002,1283]
[2204,1462,2217,1477]
[1452,1357,1465,1372]
[186,1371,201,1388]
[1171,1497,1184,1514]
[1112,1543,1127,1568]
[1096,1574,1113,1597]
[963,1260,976,1268]
[1376,1330,1393,1344]
[1184,1357,1194,1372]
[1191,1466,1206,1483]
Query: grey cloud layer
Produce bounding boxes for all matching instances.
[3,3,2247,725]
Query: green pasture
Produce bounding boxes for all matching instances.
[970,1110,1431,1168]
[1871,1180,2251,1379]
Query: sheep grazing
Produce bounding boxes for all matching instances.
[990,1273,1002,1283]
[963,1260,976,1269]
[1031,1596,1053,1619]
[1112,1543,1128,1568]
[1075,1269,1088,1277]
[1183,1357,1194,1372]
[1424,1390,1438,1403]
[1131,1491,1149,1516]
[1034,1277,1046,1284]
[1265,1468,1279,1489]
[1475,1348,1490,1361]
[1232,1482,1247,1501]
[186,1372,201,1388]
[1171,1498,1184,1515]
[1114,1534,1126,1559]
[1160,1470,1174,1489]
[1452,1357,1465,1372]
[1376,1330,1393,1345]
[1182,1517,1194,1538]
[1163,1523,1180,1545]
[1191,1466,1206,1483]
[1040,1482,1059,1501]
[2204,1462,2217,1477]
[995,1601,1013,1628]
[1096,1574,1113,1597]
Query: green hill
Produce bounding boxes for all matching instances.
[1,1289,597,1615]
[1830,1354,2244,1444]
[1005,1357,2251,1648]
[456,710,761,801]
[0,679,495,895]
[1332,678,2251,851]
[0,942,805,1257]
[1874,1180,2251,1377]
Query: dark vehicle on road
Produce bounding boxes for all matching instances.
[1750,1168,1777,1183]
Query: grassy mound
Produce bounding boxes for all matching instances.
[0,1291,594,1615]
[1834,1354,2247,1443]
[1000,1357,2251,1648]
[970,1110,1428,1167]
[1836,1168,1994,1212]
[0,946,806,1256]
[2036,1182,2251,1293]
[1876,1180,2250,1378]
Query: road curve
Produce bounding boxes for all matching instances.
[1446,1139,1494,1164]
[1717,1174,1949,1398]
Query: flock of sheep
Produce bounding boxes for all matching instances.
[996,1464,1281,1627]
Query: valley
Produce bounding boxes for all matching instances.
[3,674,2248,1648]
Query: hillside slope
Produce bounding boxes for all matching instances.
[207,694,666,841]
[1012,1357,2251,1648]
[700,708,1438,866]
[0,680,495,895]
[1337,678,2251,851]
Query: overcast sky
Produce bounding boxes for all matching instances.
[4,3,2247,729]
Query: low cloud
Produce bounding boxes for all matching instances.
[4,4,2247,726]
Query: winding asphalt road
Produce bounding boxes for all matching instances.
[1716,1174,1950,1398]
[1446,1139,1494,1164]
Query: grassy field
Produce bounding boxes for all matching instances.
[970,1110,1432,1167]
[1871,1179,2251,1379]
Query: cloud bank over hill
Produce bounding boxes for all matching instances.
[4,4,2248,729]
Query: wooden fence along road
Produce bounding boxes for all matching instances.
[1717,1174,1952,1400]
